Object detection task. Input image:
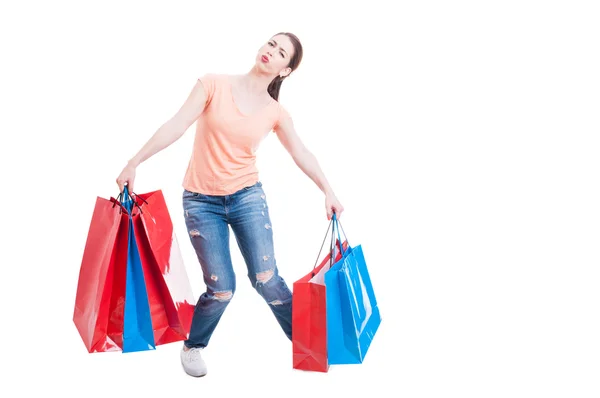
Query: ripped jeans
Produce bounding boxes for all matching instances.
[182,181,293,348]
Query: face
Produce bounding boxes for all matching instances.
[256,34,295,78]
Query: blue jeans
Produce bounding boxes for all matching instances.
[182,181,293,348]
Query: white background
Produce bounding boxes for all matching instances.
[1,0,599,397]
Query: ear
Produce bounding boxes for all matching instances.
[280,67,292,78]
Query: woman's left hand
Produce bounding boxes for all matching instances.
[325,192,344,220]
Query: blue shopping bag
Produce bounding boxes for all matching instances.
[326,214,381,364]
[121,187,156,353]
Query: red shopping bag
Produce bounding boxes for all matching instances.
[292,221,348,372]
[73,190,196,353]
[73,196,129,353]
[132,190,195,345]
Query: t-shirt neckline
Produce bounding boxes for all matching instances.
[227,77,275,118]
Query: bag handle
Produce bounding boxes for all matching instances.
[311,218,337,277]
[112,185,147,214]
[332,212,349,257]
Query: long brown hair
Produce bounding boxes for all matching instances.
[267,32,303,101]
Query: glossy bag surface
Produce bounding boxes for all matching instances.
[121,193,155,353]
[326,216,381,364]
[73,189,196,353]
[132,190,195,345]
[73,196,127,353]
[292,235,345,372]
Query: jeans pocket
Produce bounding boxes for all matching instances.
[242,181,262,192]
[183,189,196,198]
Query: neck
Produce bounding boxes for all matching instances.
[239,66,277,94]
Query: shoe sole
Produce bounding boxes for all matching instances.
[181,363,207,377]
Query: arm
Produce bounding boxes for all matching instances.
[116,80,208,192]
[128,79,208,168]
[274,116,345,219]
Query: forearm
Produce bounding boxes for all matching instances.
[128,119,185,167]
[293,149,335,196]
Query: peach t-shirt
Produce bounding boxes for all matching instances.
[182,73,291,196]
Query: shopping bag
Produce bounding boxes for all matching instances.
[72,195,127,353]
[292,220,347,372]
[131,189,195,345]
[73,187,196,353]
[326,215,381,364]
[121,189,156,352]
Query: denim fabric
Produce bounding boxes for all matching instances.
[182,181,292,348]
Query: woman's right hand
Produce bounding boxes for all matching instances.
[116,162,137,193]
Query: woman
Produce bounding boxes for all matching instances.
[116,32,344,377]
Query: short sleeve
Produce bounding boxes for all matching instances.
[198,73,217,106]
[273,103,293,132]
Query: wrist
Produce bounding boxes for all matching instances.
[127,158,140,168]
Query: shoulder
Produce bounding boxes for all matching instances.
[197,73,230,101]
[276,101,292,120]
[198,73,229,85]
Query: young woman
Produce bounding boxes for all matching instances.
[116,32,344,377]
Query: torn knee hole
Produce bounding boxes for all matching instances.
[189,229,200,237]
[213,291,233,301]
[269,300,283,306]
[256,269,274,284]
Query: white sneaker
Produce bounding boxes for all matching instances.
[180,346,207,377]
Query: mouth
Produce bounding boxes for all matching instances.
[261,55,269,63]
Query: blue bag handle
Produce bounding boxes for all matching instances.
[332,213,350,257]
[112,184,147,215]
